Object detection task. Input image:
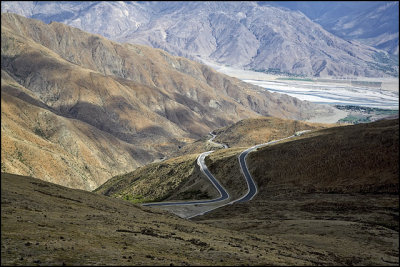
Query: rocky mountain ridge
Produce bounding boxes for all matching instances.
[269,1,399,55]
[1,1,398,77]
[1,13,333,190]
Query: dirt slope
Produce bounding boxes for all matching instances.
[95,117,333,202]
[194,119,399,266]
[2,172,350,266]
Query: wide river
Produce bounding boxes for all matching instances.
[243,79,399,110]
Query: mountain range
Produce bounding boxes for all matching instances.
[1,3,398,265]
[1,13,335,190]
[1,1,398,77]
[267,1,399,55]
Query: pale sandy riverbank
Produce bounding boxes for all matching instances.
[306,108,348,124]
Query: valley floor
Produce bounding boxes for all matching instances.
[201,59,399,123]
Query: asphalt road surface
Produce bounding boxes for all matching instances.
[143,130,310,212]
[230,130,311,204]
[142,150,229,207]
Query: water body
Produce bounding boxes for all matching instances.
[243,79,399,110]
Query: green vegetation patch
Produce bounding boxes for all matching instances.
[338,115,371,124]
[276,77,314,82]
[251,68,305,77]
[335,105,399,124]
[122,194,150,204]
[94,154,199,203]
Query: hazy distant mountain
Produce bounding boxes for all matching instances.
[2,1,398,77]
[268,1,399,55]
[1,13,332,190]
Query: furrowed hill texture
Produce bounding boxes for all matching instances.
[2,172,362,266]
[1,13,333,190]
[248,118,399,194]
[94,117,332,203]
[194,119,398,265]
[2,2,398,76]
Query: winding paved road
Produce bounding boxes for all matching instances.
[208,132,228,148]
[143,130,310,216]
[230,130,311,204]
[142,150,229,207]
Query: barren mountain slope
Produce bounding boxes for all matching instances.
[269,1,399,55]
[95,117,333,203]
[1,72,152,190]
[176,116,333,156]
[248,118,399,194]
[2,2,397,77]
[212,116,333,147]
[2,172,350,266]
[1,13,334,190]
[194,118,399,266]
[93,1,400,77]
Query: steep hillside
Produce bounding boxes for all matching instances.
[1,13,333,190]
[1,2,398,77]
[176,116,332,156]
[93,118,398,265]
[194,119,399,266]
[2,172,348,265]
[269,1,399,55]
[94,153,221,203]
[212,116,333,147]
[1,73,149,190]
[95,117,332,202]
[197,118,399,205]
[248,118,399,194]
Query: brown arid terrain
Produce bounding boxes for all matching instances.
[193,118,399,266]
[97,118,399,265]
[212,116,334,147]
[176,116,334,156]
[95,153,220,204]
[1,172,368,266]
[95,116,332,203]
[1,13,338,190]
[2,117,398,265]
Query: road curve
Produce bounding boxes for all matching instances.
[142,129,310,217]
[142,150,229,207]
[230,130,311,204]
[209,132,228,148]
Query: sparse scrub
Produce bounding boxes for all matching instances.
[247,119,399,195]
[95,154,208,203]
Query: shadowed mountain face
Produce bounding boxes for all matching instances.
[248,118,399,194]
[1,13,333,190]
[1,1,397,77]
[191,119,398,265]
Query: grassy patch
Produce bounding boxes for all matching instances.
[251,68,305,77]
[335,105,399,124]
[338,115,371,124]
[95,154,200,202]
[122,194,150,204]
